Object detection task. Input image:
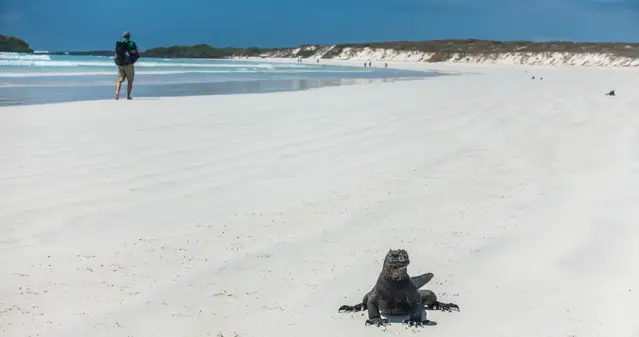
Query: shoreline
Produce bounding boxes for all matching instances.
[0,58,439,107]
[6,56,636,109]
[0,75,431,108]
[0,76,435,108]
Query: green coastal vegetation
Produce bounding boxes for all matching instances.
[142,44,273,58]
[0,35,34,53]
[48,50,114,56]
[46,44,271,58]
[133,40,639,59]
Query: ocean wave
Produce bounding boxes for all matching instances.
[0,52,52,61]
[0,69,263,78]
[136,61,280,69]
[0,59,299,70]
[263,69,369,74]
[0,77,261,88]
[0,68,365,78]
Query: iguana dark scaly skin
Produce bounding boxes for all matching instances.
[338,249,460,327]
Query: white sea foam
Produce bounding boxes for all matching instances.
[0,52,52,61]
[0,68,360,78]
[0,70,257,78]
[0,54,390,88]
[0,60,318,70]
[0,59,286,69]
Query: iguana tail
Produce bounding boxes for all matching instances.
[410,272,434,289]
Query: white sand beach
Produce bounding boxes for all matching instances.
[2,61,639,337]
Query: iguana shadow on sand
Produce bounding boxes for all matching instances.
[338,249,460,327]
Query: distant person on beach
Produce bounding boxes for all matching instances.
[113,31,140,100]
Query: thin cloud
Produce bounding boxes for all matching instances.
[585,0,639,11]
[392,0,497,8]
[393,0,638,10]
[391,0,575,12]
[2,13,22,23]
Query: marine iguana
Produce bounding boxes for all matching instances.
[338,249,459,327]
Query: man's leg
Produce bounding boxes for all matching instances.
[115,81,122,100]
[115,66,126,100]
[126,80,133,99]
[126,65,135,99]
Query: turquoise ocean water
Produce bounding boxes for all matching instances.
[0,52,437,106]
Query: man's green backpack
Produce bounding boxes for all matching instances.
[114,40,139,66]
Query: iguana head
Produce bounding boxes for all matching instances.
[382,249,410,281]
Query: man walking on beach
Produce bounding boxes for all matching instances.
[114,32,140,100]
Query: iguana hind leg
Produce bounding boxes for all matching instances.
[338,292,369,313]
[338,303,363,312]
[419,289,460,312]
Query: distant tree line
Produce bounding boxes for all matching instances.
[46,44,275,59]
[322,39,639,56]
[142,44,275,58]
[0,35,33,53]
[47,50,114,56]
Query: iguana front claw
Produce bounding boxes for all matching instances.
[365,317,390,327]
[401,318,430,327]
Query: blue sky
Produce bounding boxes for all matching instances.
[2,0,638,51]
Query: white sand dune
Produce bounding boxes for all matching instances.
[2,62,639,337]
